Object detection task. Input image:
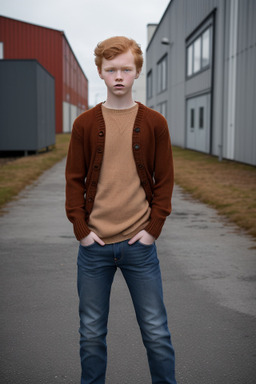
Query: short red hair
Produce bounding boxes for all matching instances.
[94,36,143,71]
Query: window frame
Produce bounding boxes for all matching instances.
[157,101,168,119]
[157,54,168,94]
[186,25,212,78]
[147,70,153,100]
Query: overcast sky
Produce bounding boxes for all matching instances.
[0,0,170,106]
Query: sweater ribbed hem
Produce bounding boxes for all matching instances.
[144,217,165,239]
[73,219,91,241]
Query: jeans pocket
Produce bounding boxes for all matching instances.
[138,240,155,247]
[79,241,96,249]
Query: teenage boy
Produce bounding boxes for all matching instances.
[65,36,177,384]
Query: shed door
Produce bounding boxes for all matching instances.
[186,94,210,153]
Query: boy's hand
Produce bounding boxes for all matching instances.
[80,231,105,247]
[128,230,155,246]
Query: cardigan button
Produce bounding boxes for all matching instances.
[94,164,100,169]
[88,197,94,203]
[97,146,103,153]
[141,180,147,186]
[91,181,97,187]
[134,127,140,133]
[134,144,140,150]
[98,130,104,137]
[138,163,144,169]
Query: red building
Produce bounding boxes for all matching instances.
[0,16,88,133]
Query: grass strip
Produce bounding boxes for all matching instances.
[172,146,256,239]
[0,133,71,213]
[0,138,255,240]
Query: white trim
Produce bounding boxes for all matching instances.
[0,42,4,59]
[226,0,238,159]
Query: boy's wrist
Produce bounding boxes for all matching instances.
[73,219,91,241]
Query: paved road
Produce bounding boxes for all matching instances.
[1,158,256,383]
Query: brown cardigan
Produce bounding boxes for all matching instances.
[65,102,174,241]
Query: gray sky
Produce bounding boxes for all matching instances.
[0,0,170,106]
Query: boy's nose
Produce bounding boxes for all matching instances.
[115,70,123,80]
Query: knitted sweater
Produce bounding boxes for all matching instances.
[65,102,174,241]
[88,104,151,244]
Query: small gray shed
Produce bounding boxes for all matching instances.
[0,59,55,153]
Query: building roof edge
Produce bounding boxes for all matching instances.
[146,0,173,52]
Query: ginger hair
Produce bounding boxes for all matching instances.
[94,36,143,71]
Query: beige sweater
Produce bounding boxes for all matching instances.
[88,104,151,243]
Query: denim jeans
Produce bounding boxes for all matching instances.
[77,240,177,384]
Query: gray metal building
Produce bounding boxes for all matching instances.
[0,59,55,153]
[146,0,256,166]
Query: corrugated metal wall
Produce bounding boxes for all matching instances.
[62,37,88,132]
[0,16,88,133]
[146,0,256,166]
[0,60,55,151]
[233,0,256,165]
[146,0,186,147]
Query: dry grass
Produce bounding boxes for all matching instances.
[0,133,71,213]
[172,146,256,238]
[1,138,255,240]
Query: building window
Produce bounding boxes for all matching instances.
[199,107,204,128]
[157,55,167,93]
[0,42,4,59]
[157,101,168,118]
[147,70,153,99]
[202,29,210,67]
[186,26,211,77]
[193,37,201,73]
[187,45,193,77]
[190,108,195,129]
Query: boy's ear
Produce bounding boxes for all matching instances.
[98,67,103,79]
[135,69,141,79]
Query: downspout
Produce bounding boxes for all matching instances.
[226,0,238,160]
[210,9,216,155]
[219,0,226,161]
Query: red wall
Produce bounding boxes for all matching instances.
[63,37,88,112]
[0,16,88,133]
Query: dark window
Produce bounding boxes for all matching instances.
[199,107,204,128]
[157,55,167,93]
[190,109,195,129]
[147,70,153,99]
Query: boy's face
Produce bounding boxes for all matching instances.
[98,49,140,99]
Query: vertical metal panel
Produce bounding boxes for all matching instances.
[0,60,55,151]
[0,16,88,133]
[233,0,256,165]
[36,62,55,148]
[146,0,186,147]
[226,0,238,160]
[146,0,255,165]
[0,60,37,150]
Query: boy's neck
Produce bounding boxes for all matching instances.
[103,93,136,110]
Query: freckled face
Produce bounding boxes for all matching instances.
[98,50,140,97]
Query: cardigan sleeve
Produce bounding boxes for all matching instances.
[65,123,91,241]
[144,117,174,239]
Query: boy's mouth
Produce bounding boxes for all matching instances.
[114,84,124,88]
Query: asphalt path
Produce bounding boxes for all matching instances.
[1,158,256,383]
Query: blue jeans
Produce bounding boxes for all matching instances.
[77,240,177,384]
